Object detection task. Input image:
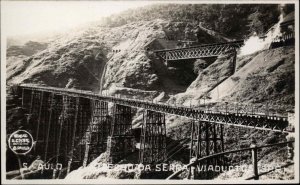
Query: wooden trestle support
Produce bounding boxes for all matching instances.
[83,100,110,166]
[14,85,294,179]
[106,104,135,164]
[20,89,99,178]
[139,110,167,164]
[20,88,138,176]
[51,96,92,178]
[188,121,225,179]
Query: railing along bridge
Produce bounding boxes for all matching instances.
[9,84,294,179]
[153,40,244,61]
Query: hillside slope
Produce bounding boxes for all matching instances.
[7,19,223,95]
[5,5,295,179]
[210,46,295,105]
[171,46,295,111]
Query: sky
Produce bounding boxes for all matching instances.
[1,1,158,37]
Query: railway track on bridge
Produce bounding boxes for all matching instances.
[17,84,292,133]
[7,84,294,179]
[153,40,244,61]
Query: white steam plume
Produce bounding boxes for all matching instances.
[239,13,284,56]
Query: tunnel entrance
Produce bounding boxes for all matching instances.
[166,57,217,88]
[149,50,219,94]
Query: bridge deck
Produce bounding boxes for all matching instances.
[153,40,244,61]
[153,40,245,52]
[18,84,291,133]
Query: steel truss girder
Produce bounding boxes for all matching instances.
[19,85,291,133]
[111,104,133,136]
[154,41,244,61]
[190,121,224,158]
[106,104,134,163]
[83,100,110,166]
[139,110,167,164]
[189,121,225,179]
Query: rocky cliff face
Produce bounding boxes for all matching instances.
[6,16,295,180]
[6,20,224,93]
[6,17,295,118]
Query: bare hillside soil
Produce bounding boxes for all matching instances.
[171,46,295,113]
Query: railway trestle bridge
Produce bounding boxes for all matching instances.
[9,83,294,179]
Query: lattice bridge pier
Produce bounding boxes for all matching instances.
[8,84,295,179]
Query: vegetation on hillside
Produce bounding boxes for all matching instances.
[101,4,294,38]
[5,3,295,180]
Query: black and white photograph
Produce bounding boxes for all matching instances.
[1,0,299,183]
